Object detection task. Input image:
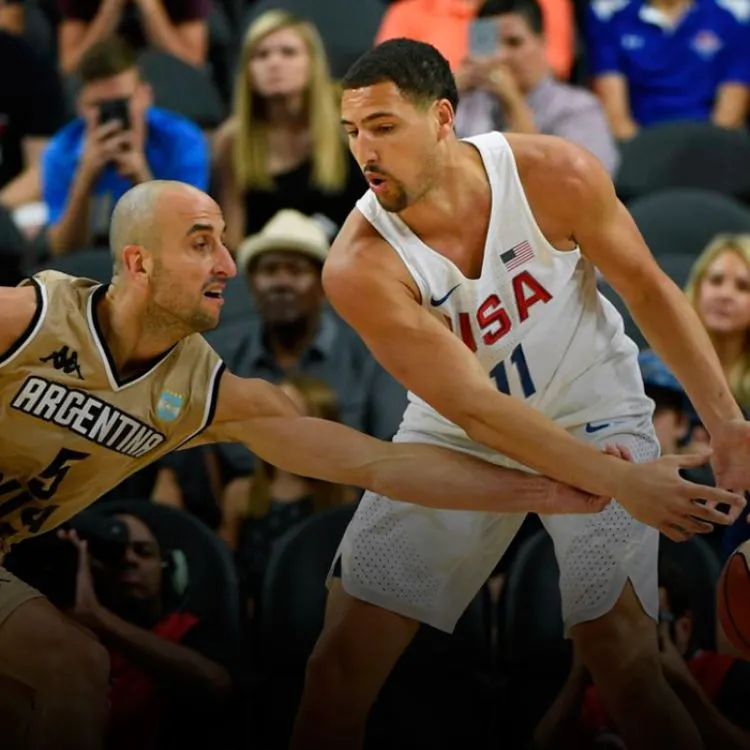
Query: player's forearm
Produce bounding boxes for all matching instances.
[239,415,580,512]
[460,393,628,498]
[626,277,743,432]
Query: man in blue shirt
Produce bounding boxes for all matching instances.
[42,37,209,257]
[586,0,750,141]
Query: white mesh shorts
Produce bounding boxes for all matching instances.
[329,417,660,634]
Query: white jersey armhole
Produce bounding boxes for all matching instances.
[354,203,432,305]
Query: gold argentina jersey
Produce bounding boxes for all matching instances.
[0,270,224,552]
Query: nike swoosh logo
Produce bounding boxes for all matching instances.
[430,283,462,307]
[585,421,611,434]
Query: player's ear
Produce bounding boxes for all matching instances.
[121,244,151,282]
[434,98,455,141]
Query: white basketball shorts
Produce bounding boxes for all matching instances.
[329,416,660,635]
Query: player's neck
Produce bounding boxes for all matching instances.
[399,141,487,231]
[97,288,185,378]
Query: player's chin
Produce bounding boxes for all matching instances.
[192,308,220,332]
[375,190,408,213]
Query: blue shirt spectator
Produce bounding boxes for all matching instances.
[44,106,208,225]
[42,37,209,257]
[586,0,750,139]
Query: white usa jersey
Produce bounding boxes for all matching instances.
[355,131,653,450]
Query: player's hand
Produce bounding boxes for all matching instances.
[614,449,746,542]
[542,443,630,515]
[709,418,750,493]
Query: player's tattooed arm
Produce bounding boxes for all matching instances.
[201,372,610,515]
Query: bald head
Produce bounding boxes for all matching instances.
[109,180,212,273]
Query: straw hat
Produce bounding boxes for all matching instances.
[236,210,330,273]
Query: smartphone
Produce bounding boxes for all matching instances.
[469,18,499,57]
[97,97,131,130]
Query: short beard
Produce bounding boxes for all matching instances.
[148,263,215,338]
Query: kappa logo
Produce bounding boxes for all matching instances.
[40,346,83,380]
[157,390,183,422]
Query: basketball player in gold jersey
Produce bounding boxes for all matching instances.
[0,179,672,749]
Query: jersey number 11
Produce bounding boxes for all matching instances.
[491,343,536,398]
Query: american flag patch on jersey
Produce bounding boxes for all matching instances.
[501,240,534,271]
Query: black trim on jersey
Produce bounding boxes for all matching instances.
[89,284,177,388]
[0,277,44,367]
[173,361,226,451]
[204,361,225,430]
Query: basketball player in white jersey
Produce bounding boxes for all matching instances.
[0,178,668,750]
[289,40,750,750]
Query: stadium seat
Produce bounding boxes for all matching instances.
[596,280,647,350]
[497,530,723,746]
[615,122,750,203]
[628,188,750,260]
[255,504,495,750]
[138,50,227,130]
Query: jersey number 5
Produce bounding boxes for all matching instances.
[491,343,536,398]
[0,448,90,537]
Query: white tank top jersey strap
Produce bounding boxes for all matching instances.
[355,131,653,453]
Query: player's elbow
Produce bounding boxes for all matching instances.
[241,379,304,419]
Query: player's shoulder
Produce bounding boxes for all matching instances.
[506,133,614,211]
[0,281,43,361]
[323,209,418,314]
[325,208,397,281]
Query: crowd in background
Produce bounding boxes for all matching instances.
[1,0,750,747]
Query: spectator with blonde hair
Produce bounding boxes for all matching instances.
[212,9,365,250]
[684,234,750,412]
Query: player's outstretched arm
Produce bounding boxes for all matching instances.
[200,372,614,516]
[542,137,750,491]
[549,139,743,435]
[320,211,746,540]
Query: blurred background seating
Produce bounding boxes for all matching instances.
[3,0,750,747]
